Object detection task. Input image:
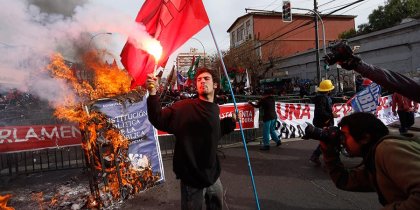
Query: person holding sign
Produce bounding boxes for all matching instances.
[146,68,237,210]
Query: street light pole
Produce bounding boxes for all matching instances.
[88,32,112,49]
[190,37,206,66]
[314,0,321,84]
[292,7,327,81]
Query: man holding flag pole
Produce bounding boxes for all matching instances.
[120,0,261,209]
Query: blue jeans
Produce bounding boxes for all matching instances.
[262,119,281,146]
[181,178,223,210]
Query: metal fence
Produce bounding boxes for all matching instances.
[0,126,263,176]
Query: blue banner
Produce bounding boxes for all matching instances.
[351,83,381,114]
[92,96,164,184]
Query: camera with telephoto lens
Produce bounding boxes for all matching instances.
[303,123,343,145]
[324,40,354,65]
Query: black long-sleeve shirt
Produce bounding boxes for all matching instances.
[355,61,420,103]
[312,93,334,128]
[250,95,277,122]
[147,95,235,188]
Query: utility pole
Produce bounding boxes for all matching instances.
[314,0,321,84]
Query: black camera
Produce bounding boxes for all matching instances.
[324,40,354,65]
[303,123,343,145]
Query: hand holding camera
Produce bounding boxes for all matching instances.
[302,123,343,148]
[324,41,361,70]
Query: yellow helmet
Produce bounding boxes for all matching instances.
[317,80,335,92]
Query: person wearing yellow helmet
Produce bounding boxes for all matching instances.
[309,79,339,165]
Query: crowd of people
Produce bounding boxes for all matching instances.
[143,41,420,210]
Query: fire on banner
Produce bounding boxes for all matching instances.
[90,96,164,183]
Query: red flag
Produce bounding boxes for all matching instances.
[120,0,210,88]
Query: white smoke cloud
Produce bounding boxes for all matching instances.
[0,0,154,107]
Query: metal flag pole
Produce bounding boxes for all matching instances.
[208,24,261,210]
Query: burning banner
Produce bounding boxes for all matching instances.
[89,97,164,183]
[47,52,163,208]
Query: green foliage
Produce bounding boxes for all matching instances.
[338,28,357,39]
[358,0,420,34]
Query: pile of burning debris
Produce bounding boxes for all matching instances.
[49,52,162,208]
[81,109,161,209]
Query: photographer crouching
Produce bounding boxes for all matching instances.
[304,112,420,209]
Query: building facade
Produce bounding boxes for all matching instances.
[267,19,420,92]
[176,48,210,74]
[227,12,355,62]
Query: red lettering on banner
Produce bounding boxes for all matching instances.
[377,96,389,112]
[0,125,82,153]
[301,104,311,119]
[277,103,311,120]
[333,103,352,117]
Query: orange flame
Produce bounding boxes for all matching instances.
[47,50,160,207]
[0,194,14,210]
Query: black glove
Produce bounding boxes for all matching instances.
[324,41,361,70]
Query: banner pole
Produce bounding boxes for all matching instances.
[208,24,261,210]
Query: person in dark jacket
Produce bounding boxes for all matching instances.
[146,68,237,210]
[319,112,420,209]
[309,79,338,165]
[249,89,281,150]
[324,41,420,103]
[392,92,419,135]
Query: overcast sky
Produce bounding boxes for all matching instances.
[0,0,385,104]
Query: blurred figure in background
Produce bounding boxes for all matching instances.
[392,92,419,136]
[249,88,281,150]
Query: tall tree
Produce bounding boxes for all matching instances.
[358,0,420,34]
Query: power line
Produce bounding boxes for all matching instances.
[320,0,358,13]
[339,0,372,15]
[230,0,366,58]
[318,0,337,8]
[263,0,279,10]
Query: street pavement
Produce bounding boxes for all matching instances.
[1,117,419,210]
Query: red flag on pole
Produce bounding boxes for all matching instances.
[120,0,210,88]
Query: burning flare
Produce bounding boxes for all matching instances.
[144,40,162,63]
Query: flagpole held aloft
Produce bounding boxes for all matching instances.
[208,24,261,210]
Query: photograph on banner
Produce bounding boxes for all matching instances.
[0,124,82,153]
[91,97,165,184]
[219,103,259,130]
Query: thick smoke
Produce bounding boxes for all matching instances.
[0,0,155,107]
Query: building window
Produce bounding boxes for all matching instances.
[231,33,236,46]
[237,25,244,42]
[245,20,251,39]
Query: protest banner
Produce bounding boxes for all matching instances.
[2,95,418,153]
[91,96,165,183]
[0,124,81,153]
